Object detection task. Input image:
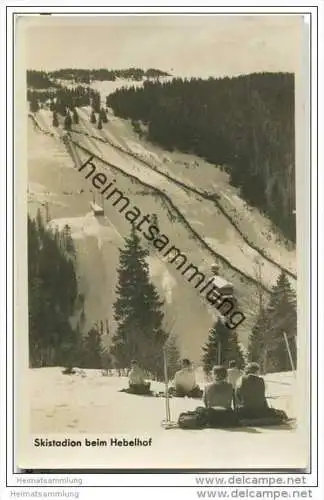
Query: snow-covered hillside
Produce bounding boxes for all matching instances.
[57,77,173,104]
[27,99,296,358]
[28,120,217,357]
[21,367,306,470]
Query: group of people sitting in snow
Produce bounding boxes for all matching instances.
[126,358,286,424]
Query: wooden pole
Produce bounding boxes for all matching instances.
[163,347,171,423]
[262,346,267,375]
[163,347,171,422]
[161,317,178,428]
[283,331,296,375]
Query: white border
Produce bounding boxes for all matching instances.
[1,2,322,496]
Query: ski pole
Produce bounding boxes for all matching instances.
[283,331,296,376]
[163,347,171,422]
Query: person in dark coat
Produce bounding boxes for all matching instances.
[235,362,269,418]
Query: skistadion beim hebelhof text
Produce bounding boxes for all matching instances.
[77,154,246,330]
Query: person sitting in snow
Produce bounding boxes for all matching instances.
[127,360,151,395]
[171,359,202,398]
[235,362,270,419]
[202,365,238,427]
[235,362,288,423]
[203,365,233,410]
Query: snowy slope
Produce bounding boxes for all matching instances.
[28,120,219,357]
[23,367,306,470]
[28,104,297,357]
[91,112,297,278]
[71,107,296,288]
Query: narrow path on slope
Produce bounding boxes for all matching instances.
[73,114,297,282]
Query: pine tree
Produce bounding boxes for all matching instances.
[28,212,81,368]
[202,317,244,375]
[61,224,76,258]
[91,93,101,113]
[98,116,103,130]
[81,326,104,368]
[52,111,59,128]
[264,272,297,372]
[223,329,245,368]
[248,271,297,373]
[90,110,97,124]
[28,216,42,366]
[29,94,39,113]
[72,108,79,124]
[106,74,295,241]
[57,101,67,117]
[110,226,167,379]
[202,318,226,374]
[164,334,181,379]
[100,108,108,123]
[64,112,72,131]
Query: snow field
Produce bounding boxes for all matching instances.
[25,368,305,470]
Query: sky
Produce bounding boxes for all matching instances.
[20,15,305,78]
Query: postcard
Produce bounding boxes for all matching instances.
[14,13,310,471]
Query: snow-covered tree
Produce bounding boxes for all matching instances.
[110,226,167,379]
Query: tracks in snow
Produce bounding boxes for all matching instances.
[69,136,271,296]
[71,122,297,282]
[28,112,293,297]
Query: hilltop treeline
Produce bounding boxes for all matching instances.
[107,73,295,242]
[27,70,61,89]
[49,67,170,81]
[28,85,101,114]
[27,68,170,86]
